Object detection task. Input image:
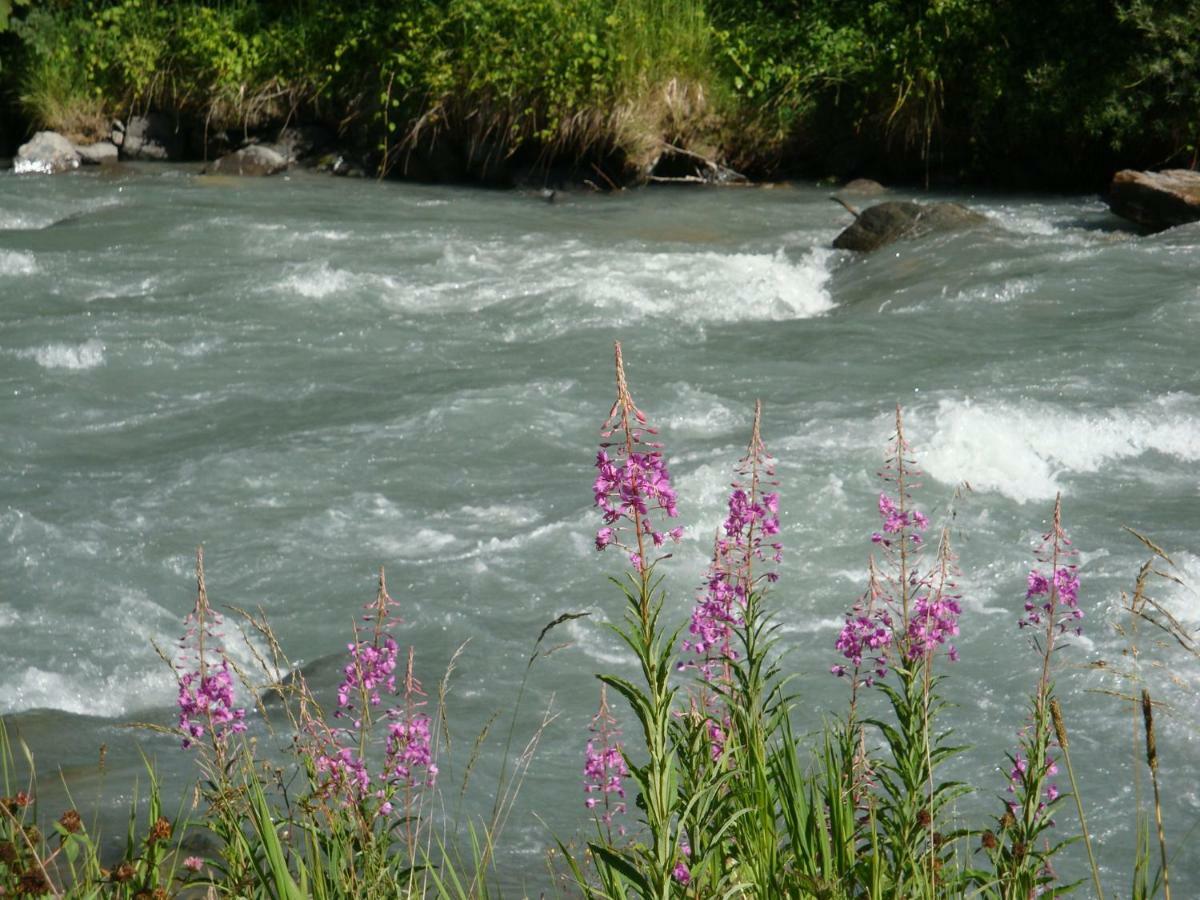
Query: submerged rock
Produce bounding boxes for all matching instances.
[833,200,986,252]
[114,114,183,161]
[14,131,80,175]
[1107,169,1200,232]
[207,144,289,177]
[74,141,119,165]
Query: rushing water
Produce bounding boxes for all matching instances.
[1,164,1198,892]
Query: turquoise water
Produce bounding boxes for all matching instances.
[1,165,1199,891]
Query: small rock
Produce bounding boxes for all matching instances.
[74,141,119,165]
[269,125,332,163]
[833,201,986,252]
[206,144,289,177]
[14,132,80,175]
[117,113,182,161]
[1107,169,1200,232]
[840,177,886,195]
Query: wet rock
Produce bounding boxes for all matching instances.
[206,144,289,177]
[833,200,986,252]
[114,114,183,161]
[268,125,332,163]
[840,177,886,195]
[316,152,366,177]
[14,131,80,175]
[74,141,119,165]
[1107,169,1200,232]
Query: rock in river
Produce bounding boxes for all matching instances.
[206,144,289,177]
[1107,169,1200,232]
[75,141,119,165]
[14,132,81,175]
[113,114,183,161]
[833,200,986,253]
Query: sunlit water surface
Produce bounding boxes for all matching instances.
[2,165,1199,892]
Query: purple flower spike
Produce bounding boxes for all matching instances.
[593,343,682,573]
[680,401,781,681]
[1019,496,1083,640]
[312,572,436,810]
[175,548,246,752]
[833,407,965,690]
[583,686,629,835]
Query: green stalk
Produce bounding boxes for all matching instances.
[1050,698,1104,900]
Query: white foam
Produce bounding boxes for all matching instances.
[918,397,1200,502]
[581,248,835,322]
[0,250,38,275]
[6,665,172,717]
[21,339,106,370]
[949,277,1039,305]
[279,262,363,298]
[663,386,740,436]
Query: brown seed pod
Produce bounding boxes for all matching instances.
[58,810,82,834]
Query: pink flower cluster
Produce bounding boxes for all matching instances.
[314,745,371,798]
[336,635,399,721]
[1006,746,1060,815]
[583,690,629,831]
[905,595,961,661]
[175,556,246,752]
[872,492,929,547]
[831,605,893,683]
[177,660,247,750]
[383,713,437,790]
[313,582,436,811]
[594,344,683,572]
[681,403,781,680]
[593,449,682,569]
[1020,567,1083,636]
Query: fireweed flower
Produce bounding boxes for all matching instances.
[313,572,435,811]
[1020,567,1082,635]
[175,548,246,751]
[594,343,682,575]
[681,400,781,681]
[583,686,629,836]
[834,408,962,684]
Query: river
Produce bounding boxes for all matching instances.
[1,164,1198,892]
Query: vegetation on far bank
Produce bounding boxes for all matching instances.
[1,0,1199,188]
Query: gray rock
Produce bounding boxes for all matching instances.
[74,141,119,165]
[1107,169,1200,232]
[115,113,182,161]
[206,144,289,177]
[833,201,987,252]
[269,125,332,163]
[14,132,80,175]
[840,177,886,195]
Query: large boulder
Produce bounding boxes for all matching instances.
[1107,169,1200,232]
[833,200,986,252]
[113,114,182,161]
[74,141,119,165]
[14,131,81,175]
[206,144,289,177]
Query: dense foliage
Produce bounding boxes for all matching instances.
[1,2,1199,186]
[0,0,1193,184]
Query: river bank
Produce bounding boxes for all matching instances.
[3,0,1200,192]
